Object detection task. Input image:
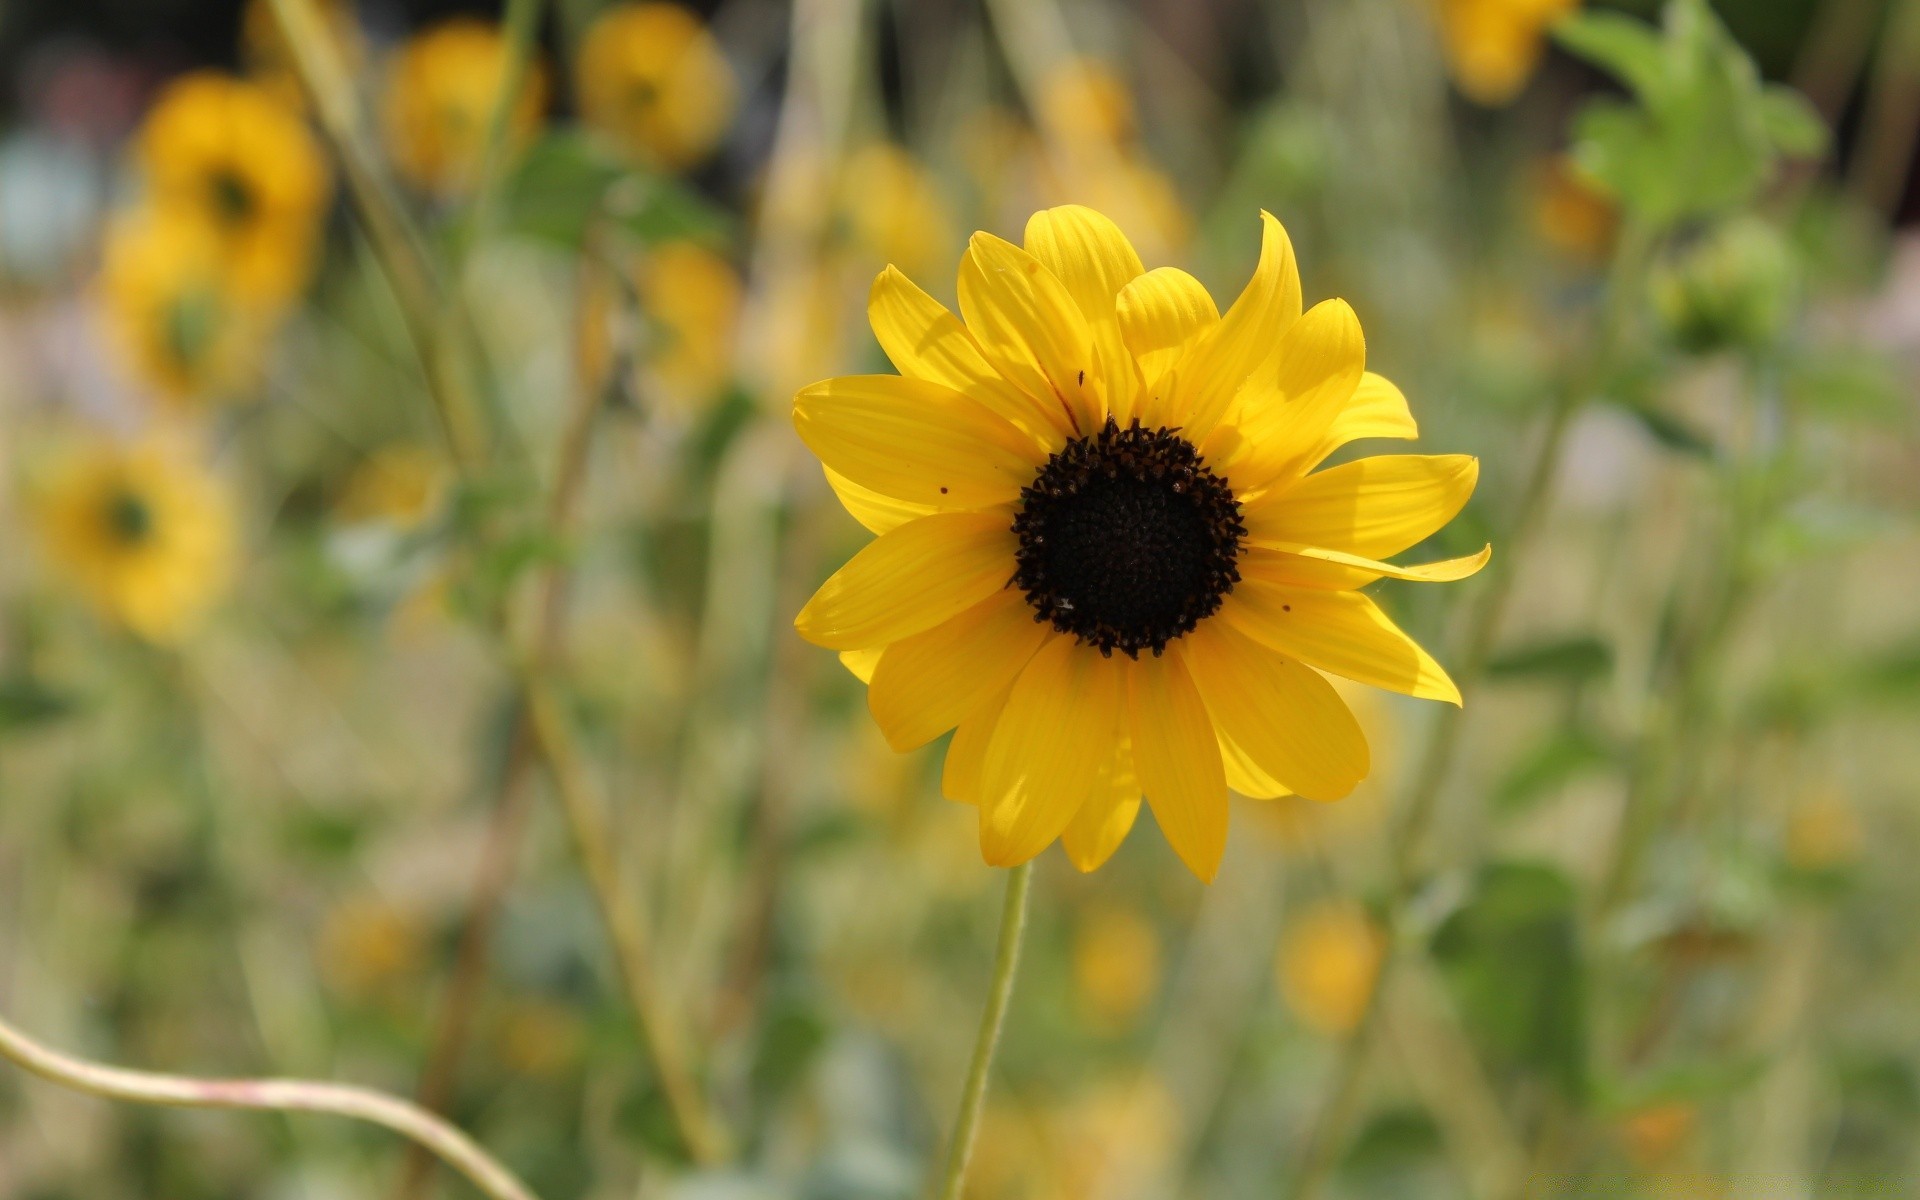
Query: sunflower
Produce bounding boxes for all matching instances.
[1435,0,1582,107]
[97,205,269,405]
[793,206,1487,881]
[576,2,737,171]
[36,436,237,642]
[383,18,548,197]
[134,71,331,305]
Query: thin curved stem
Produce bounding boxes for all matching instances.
[0,1009,541,1200]
[933,861,1034,1200]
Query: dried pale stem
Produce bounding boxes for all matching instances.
[932,862,1034,1200]
[0,1009,541,1200]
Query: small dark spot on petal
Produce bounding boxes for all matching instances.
[939,486,949,494]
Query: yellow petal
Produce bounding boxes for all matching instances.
[869,588,1050,750]
[1221,586,1461,705]
[839,647,883,683]
[1211,298,1367,488]
[1175,211,1303,442]
[1060,738,1142,872]
[868,266,1069,444]
[1118,266,1219,422]
[978,635,1124,866]
[1302,372,1418,469]
[1244,454,1479,560]
[1128,646,1229,882]
[1220,728,1292,799]
[959,232,1102,436]
[1024,205,1145,423]
[1183,622,1369,802]
[1241,541,1493,590]
[794,375,1040,509]
[823,466,940,535]
[941,689,1008,805]
[794,511,1015,650]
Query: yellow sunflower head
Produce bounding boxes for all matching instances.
[1435,0,1582,107]
[793,206,1487,881]
[840,143,957,280]
[576,2,737,171]
[1275,900,1385,1035]
[382,17,549,197]
[97,205,270,406]
[134,70,331,304]
[36,435,238,643]
[634,239,742,415]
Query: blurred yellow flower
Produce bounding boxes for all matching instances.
[135,70,331,305]
[1070,903,1161,1030]
[635,240,742,415]
[496,999,587,1078]
[98,206,270,405]
[1037,58,1136,147]
[1785,789,1861,872]
[796,206,1485,880]
[841,143,956,279]
[383,18,548,196]
[240,0,364,112]
[317,896,425,1001]
[576,2,737,170]
[1619,1100,1697,1168]
[36,435,237,643]
[1531,153,1617,262]
[335,443,447,530]
[1435,0,1581,107]
[1030,61,1190,263]
[1275,901,1384,1035]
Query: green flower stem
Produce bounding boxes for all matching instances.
[933,861,1034,1200]
[457,0,544,253]
[0,1008,542,1200]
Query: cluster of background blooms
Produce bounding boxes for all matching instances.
[0,0,1914,1196]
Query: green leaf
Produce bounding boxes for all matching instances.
[1431,862,1589,1098]
[501,131,628,247]
[1552,11,1667,100]
[0,677,74,732]
[1495,726,1618,814]
[1623,402,1718,458]
[1486,635,1615,682]
[1758,86,1828,158]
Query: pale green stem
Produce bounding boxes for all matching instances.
[457,0,545,252]
[0,1009,541,1200]
[933,862,1034,1200]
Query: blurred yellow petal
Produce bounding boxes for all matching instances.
[978,636,1123,866]
[1024,204,1145,422]
[1221,729,1292,799]
[1127,647,1229,882]
[1184,622,1369,802]
[1118,267,1219,422]
[1221,586,1461,704]
[1061,740,1141,872]
[1244,454,1479,560]
[794,375,1041,509]
[869,589,1050,750]
[958,232,1101,435]
[794,512,1015,650]
[1176,211,1302,441]
[868,266,1066,444]
[1241,542,1493,590]
[1213,298,1367,488]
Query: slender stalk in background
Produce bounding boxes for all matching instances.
[0,1010,543,1200]
[932,861,1034,1200]
[457,0,546,251]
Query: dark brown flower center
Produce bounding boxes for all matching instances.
[103,490,154,546]
[209,168,257,225]
[1011,418,1245,658]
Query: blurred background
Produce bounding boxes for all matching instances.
[0,0,1915,1197]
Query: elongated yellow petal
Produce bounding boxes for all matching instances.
[1302,372,1418,468]
[941,687,1009,805]
[1118,267,1219,423]
[1221,586,1461,704]
[1183,622,1369,802]
[823,466,941,535]
[869,588,1050,750]
[1128,646,1229,881]
[1244,454,1479,560]
[1240,541,1493,590]
[1060,738,1142,872]
[1211,298,1367,487]
[1025,205,1145,423]
[1176,211,1303,441]
[838,647,883,683]
[959,232,1102,435]
[795,512,1015,650]
[978,635,1123,866]
[868,266,1069,444]
[795,375,1040,509]
[1220,728,1292,799]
